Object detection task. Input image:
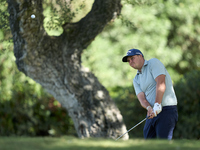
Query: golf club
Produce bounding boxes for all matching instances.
[115,116,150,141]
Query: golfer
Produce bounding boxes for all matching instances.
[122,48,178,140]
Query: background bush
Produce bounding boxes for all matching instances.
[173,70,200,139]
[0,79,75,136]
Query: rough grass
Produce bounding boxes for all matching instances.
[0,136,200,150]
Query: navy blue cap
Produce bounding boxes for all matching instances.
[122,49,143,62]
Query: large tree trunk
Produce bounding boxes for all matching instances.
[7,0,128,139]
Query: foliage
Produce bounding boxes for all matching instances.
[0,76,75,136]
[43,0,94,35]
[161,0,200,74]
[174,70,200,139]
[82,0,200,87]
[0,0,9,32]
[1,136,200,150]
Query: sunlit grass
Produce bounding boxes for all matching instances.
[0,136,200,150]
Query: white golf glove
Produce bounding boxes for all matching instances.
[153,103,162,116]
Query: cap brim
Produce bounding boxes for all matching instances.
[122,56,128,62]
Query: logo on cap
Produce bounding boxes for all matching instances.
[127,51,132,54]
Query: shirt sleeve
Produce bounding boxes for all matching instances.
[133,78,143,95]
[149,58,166,79]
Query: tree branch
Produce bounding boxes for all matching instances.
[62,0,122,50]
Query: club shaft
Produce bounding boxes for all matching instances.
[115,117,147,141]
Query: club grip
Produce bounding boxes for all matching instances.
[147,116,150,119]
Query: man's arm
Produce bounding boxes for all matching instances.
[153,74,166,116]
[155,74,166,104]
[137,92,154,118]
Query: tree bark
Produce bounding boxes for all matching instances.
[7,0,128,139]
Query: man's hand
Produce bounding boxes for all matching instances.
[153,103,162,116]
[146,106,155,119]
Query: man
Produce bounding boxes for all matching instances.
[122,48,178,140]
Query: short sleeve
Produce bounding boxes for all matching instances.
[133,78,143,95]
[149,58,166,79]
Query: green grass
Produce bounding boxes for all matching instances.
[0,136,200,150]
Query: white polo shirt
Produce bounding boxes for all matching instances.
[133,58,177,107]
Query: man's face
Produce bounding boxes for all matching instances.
[127,55,143,70]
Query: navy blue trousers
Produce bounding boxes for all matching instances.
[143,105,178,140]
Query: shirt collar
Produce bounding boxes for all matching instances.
[137,60,148,75]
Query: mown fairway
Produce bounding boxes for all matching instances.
[0,136,200,150]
